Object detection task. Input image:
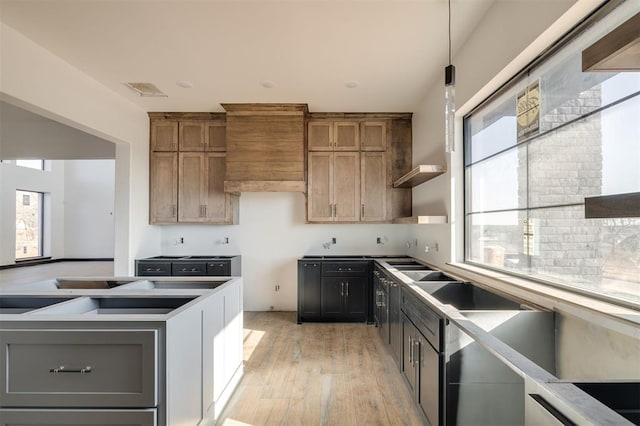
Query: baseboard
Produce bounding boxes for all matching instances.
[0,258,114,270]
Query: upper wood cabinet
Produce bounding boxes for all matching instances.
[150,152,178,224]
[151,121,178,151]
[179,121,226,152]
[361,152,386,221]
[148,113,236,225]
[307,152,360,222]
[306,114,412,223]
[178,152,237,224]
[308,120,360,151]
[361,121,387,151]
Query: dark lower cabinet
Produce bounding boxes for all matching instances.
[401,289,443,426]
[297,260,371,323]
[135,256,241,277]
[297,261,322,323]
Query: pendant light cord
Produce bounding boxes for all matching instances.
[448,0,452,65]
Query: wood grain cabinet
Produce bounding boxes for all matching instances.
[179,121,226,152]
[151,120,178,151]
[361,152,386,222]
[308,120,360,151]
[360,121,387,151]
[149,113,237,225]
[150,152,178,224]
[178,153,235,223]
[308,151,360,222]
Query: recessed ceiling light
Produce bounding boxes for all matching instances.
[176,80,194,88]
[260,79,278,88]
[124,82,167,97]
[345,80,360,89]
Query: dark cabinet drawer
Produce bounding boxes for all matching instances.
[136,261,172,276]
[401,289,442,352]
[171,262,206,276]
[206,261,230,276]
[322,261,368,276]
[0,329,158,408]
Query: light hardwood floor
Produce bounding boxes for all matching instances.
[0,261,114,289]
[218,311,425,426]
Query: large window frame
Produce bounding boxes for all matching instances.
[463,0,640,309]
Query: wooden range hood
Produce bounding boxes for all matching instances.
[222,103,308,193]
[582,11,640,72]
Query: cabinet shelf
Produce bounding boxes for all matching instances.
[393,165,446,188]
[392,215,447,224]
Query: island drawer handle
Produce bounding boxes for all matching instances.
[50,366,92,374]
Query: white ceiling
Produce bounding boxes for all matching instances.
[0,0,500,113]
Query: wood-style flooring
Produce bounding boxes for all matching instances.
[218,312,424,426]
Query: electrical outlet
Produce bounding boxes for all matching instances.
[275,284,280,292]
[179,237,184,244]
[331,237,336,244]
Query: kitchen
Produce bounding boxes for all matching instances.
[0,0,639,425]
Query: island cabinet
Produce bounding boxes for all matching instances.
[297,260,371,324]
[0,278,244,426]
[148,112,238,225]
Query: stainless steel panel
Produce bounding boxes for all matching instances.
[0,329,157,408]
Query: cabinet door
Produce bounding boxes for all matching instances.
[334,152,360,222]
[418,336,440,426]
[151,120,178,151]
[204,153,231,223]
[361,121,387,151]
[308,121,333,151]
[307,152,334,222]
[205,121,226,152]
[178,153,206,222]
[402,314,418,394]
[334,121,359,150]
[361,152,386,222]
[150,152,178,224]
[321,277,344,319]
[298,262,322,322]
[343,276,367,320]
[206,261,230,276]
[179,121,205,151]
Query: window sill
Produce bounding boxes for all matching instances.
[443,262,640,339]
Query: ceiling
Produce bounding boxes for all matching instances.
[0,0,500,113]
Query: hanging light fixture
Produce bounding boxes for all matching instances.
[444,0,456,153]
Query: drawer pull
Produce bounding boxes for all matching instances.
[338,268,352,271]
[49,365,92,374]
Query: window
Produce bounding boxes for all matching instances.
[464,2,640,307]
[16,159,45,170]
[15,190,44,260]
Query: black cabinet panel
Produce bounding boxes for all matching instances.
[321,277,346,318]
[297,259,371,323]
[297,262,322,323]
[172,262,206,276]
[135,256,240,277]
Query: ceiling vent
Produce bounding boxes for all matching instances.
[124,82,167,97]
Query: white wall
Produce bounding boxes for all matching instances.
[63,160,115,258]
[0,161,65,265]
[407,0,583,268]
[0,22,157,274]
[160,192,412,311]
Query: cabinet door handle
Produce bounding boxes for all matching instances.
[361,204,364,218]
[333,204,336,218]
[414,339,421,366]
[172,204,177,217]
[203,205,207,217]
[346,282,349,296]
[341,282,344,296]
[50,365,92,374]
[408,336,414,364]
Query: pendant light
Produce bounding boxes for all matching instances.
[444,0,456,153]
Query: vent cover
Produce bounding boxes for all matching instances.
[125,82,167,97]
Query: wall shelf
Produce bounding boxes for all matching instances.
[393,165,446,188]
[392,215,447,224]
